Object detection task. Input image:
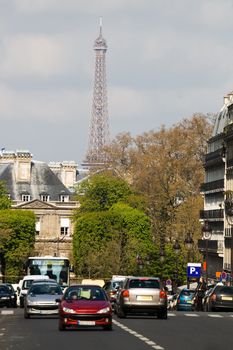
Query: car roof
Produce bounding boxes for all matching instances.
[32,279,57,283]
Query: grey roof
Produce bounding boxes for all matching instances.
[0,160,71,201]
[212,93,233,137]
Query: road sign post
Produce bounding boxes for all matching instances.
[187,263,201,288]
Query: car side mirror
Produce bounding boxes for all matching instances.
[55,298,61,303]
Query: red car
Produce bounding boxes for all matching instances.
[57,285,112,331]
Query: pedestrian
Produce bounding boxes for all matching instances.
[195,277,207,311]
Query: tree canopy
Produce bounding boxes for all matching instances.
[73,173,154,277]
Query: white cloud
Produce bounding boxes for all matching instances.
[0,34,77,79]
[0,84,90,122]
[13,0,144,14]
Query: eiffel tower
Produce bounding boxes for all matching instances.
[82,18,110,168]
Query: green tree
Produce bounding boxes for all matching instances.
[73,173,154,277]
[73,203,153,277]
[74,172,133,214]
[0,181,11,209]
[0,210,36,281]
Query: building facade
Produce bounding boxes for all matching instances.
[200,92,233,277]
[0,150,79,260]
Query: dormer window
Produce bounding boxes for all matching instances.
[22,194,30,202]
[40,193,49,202]
[60,194,69,202]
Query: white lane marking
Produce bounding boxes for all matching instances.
[184,313,199,317]
[208,314,223,318]
[113,319,165,350]
[0,333,4,336]
[1,310,14,315]
[167,313,176,316]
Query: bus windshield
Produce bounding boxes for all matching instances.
[27,257,70,285]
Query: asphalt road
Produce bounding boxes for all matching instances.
[1,308,233,350]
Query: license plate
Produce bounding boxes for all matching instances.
[222,296,233,301]
[77,321,95,326]
[137,295,153,301]
[186,300,192,304]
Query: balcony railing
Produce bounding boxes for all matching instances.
[200,179,224,193]
[204,148,225,168]
[198,239,218,253]
[200,209,224,219]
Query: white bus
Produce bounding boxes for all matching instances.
[26,256,70,286]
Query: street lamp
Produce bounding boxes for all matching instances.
[136,254,143,274]
[184,234,194,288]
[172,240,181,292]
[202,221,212,285]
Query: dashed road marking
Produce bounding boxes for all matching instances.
[1,310,14,315]
[184,313,199,317]
[208,314,223,318]
[167,313,176,316]
[113,319,165,350]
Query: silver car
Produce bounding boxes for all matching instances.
[24,281,63,318]
[115,277,167,319]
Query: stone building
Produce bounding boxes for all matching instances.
[0,150,79,259]
[200,92,233,278]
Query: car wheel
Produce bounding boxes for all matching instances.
[59,321,66,331]
[158,309,167,319]
[103,324,112,331]
[116,305,126,318]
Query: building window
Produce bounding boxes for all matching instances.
[60,194,69,202]
[60,218,70,236]
[22,194,30,202]
[35,219,40,235]
[40,194,49,202]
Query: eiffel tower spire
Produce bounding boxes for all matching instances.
[83,18,110,168]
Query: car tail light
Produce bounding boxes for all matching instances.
[210,293,216,301]
[110,291,117,296]
[159,290,167,299]
[122,290,129,298]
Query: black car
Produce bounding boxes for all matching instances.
[103,280,124,308]
[204,284,233,311]
[0,283,17,308]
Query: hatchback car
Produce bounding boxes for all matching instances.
[0,283,17,308]
[57,285,112,331]
[115,277,167,319]
[24,281,63,318]
[176,288,195,311]
[204,285,233,311]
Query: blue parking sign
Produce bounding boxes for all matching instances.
[187,263,201,278]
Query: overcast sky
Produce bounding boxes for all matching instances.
[0,0,233,164]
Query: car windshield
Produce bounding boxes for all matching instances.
[217,286,233,295]
[180,290,195,297]
[112,281,123,289]
[0,286,9,294]
[29,284,62,295]
[65,286,107,301]
[129,279,160,289]
[22,280,34,290]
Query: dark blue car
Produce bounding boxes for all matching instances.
[176,289,195,311]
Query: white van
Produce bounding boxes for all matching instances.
[19,275,49,307]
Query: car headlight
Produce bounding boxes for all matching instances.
[62,307,76,314]
[97,307,110,314]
